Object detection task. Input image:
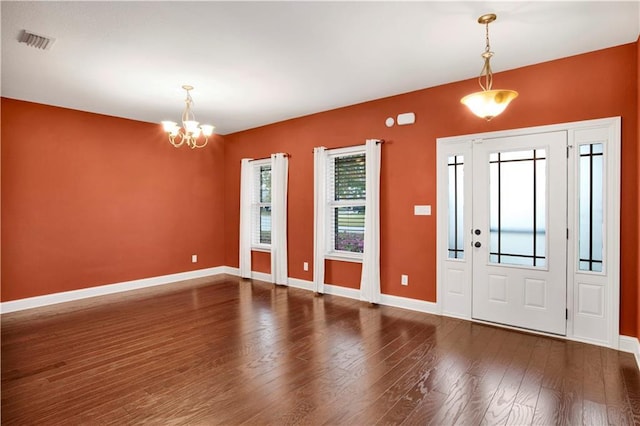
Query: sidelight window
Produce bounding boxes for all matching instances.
[447,155,464,259]
[578,143,604,272]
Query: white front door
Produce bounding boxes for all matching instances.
[471,132,567,335]
[438,118,621,346]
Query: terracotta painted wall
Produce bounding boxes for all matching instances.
[224,43,639,334]
[1,99,226,302]
[637,35,640,339]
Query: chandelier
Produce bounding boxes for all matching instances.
[460,14,518,120]
[161,85,215,149]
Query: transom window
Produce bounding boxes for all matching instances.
[327,148,366,257]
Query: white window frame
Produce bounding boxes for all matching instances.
[325,145,366,262]
[251,159,272,252]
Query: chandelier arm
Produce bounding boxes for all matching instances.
[192,136,209,149]
[170,132,186,148]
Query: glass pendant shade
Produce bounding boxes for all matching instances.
[460,89,518,121]
[200,124,215,136]
[161,120,177,132]
[461,14,518,120]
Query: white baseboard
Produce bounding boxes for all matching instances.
[1,266,226,314]
[619,335,640,370]
[380,293,439,315]
[324,283,360,300]
[223,266,273,284]
[287,277,314,291]
[230,269,441,316]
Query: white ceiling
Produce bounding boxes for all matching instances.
[2,1,638,135]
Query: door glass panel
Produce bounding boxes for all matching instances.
[489,149,546,267]
[579,143,604,272]
[447,155,464,259]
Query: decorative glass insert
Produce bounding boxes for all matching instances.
[578,143,604,272]
[489,149,546,267]
[447,155,464,259]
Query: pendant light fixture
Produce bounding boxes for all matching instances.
[460,14,518,120]
[161,85,215,149]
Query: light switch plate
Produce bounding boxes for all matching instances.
[414,205,431,216]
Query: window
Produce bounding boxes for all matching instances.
[447,155,464,259]
[578,143,604,272]
[252,160,271,248]
[489,149,547,267]
[327,148,366,257]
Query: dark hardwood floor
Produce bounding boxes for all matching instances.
[2,275,640,425]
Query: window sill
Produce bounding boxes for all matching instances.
[325,253,363,263]
[251,246,271,253]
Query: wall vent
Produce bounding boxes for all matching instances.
[19,30,55,50]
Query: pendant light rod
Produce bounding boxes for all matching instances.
[460,13,518,121]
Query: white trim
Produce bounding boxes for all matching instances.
[229,269,439,315]
[223,266,240,275]
[435,117,620,145]
[324,283,361,300]
[249,271,272,283]
[324,253,363,263]
[619,336,640,370]
[326,144,366,157]
[287,277,314,291]
[223,266,272,283]
[0,266,227,314]
[380,293,439,315]
[251,247,271,253]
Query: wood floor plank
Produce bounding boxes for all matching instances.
[2,275,639,425]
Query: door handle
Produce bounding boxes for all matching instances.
[474,241,481,248]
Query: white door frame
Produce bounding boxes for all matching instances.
[436,117,621,349]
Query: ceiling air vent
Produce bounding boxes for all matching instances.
[19,30,55,50]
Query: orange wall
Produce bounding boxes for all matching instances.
[224,43,639,334]
[1,99,226,301]
[637,35,640,338]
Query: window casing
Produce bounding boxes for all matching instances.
[252,160,271,250]
[326,146,366,260]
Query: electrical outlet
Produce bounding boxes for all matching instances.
[303,262,309,271]
[192,254,198,263]
[401,274,409,286]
